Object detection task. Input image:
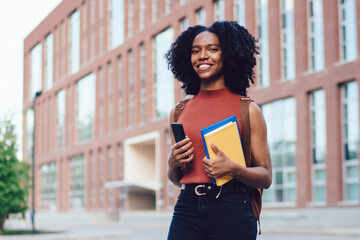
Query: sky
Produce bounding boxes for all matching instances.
[0,0,63,158]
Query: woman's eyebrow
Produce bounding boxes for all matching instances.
[192,43,221,48]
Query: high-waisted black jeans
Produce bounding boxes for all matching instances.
[167,184,257,240]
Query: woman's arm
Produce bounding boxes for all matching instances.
[167,109,194,187]
[202,102,272,189]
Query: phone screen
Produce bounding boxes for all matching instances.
[171,123,186,143]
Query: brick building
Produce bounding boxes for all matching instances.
[23,0,359,219]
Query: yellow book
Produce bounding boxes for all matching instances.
[201,116,246,186]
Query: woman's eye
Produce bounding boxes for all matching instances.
[210,48,219,52]
[191,50,199,54]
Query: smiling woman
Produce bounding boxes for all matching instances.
[165,21,272,240]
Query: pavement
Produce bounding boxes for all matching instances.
[1,210,360,240]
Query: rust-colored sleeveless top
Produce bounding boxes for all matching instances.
[178,87,243,184]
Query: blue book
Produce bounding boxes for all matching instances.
[200,115,246,186]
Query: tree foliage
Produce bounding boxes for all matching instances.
[0,119,30,233]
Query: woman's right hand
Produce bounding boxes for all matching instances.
[168,137,194,170]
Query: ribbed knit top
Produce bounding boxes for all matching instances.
[178,87,243,184]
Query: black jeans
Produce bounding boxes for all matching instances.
[167,183,257,240]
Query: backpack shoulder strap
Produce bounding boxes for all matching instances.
[240,97,252,167]
[171,96,193,123]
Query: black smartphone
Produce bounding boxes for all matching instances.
[171,123,186,143]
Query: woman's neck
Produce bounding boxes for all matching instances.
[200,78,225,91]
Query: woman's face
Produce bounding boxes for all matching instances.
[191,31,224,84]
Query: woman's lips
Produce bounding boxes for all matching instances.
[197,64,212,71]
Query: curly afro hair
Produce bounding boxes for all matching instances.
[165,21,259,96]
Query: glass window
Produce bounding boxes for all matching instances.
[108,62,114,132]
[90,151,96,208]
[339,0,358,61]
[214,0,225,21]
[30,43,42,98]
[76,73,96,143]
[139,0,146,31]
[109,0,124,49]
[107,146,114,208]
[152,0,158,22]
[90,0,96,60]
[98,67,104,136]
[308,0,325,71]
[310,89,326,202]
[98,0,105,55]
[56,90,66,149]
[128,50,135,127]
[234,0,246,26]
[81,2,88,65]
[165,0,173,14]
[154,28,174,118]
[341,81,359,201]
[26,109,34,161]
[180,17,189,32]
[281,0,295,80]
[262,98,297,204]
[196,8,206,26]
[128,0,134,38]
[139,43,147,124]
[99,149,104,208]
[70,10,80,74]
[257,0,270,87]
[179,0,188,5]
[69,154,85,210]
[117,56,124,130]
[45,34,53,90]
[40,162,57,211]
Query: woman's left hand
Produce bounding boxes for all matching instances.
[202,143,237,178]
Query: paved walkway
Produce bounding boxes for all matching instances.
[1,211,360,240]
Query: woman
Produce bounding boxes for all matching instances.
[166,21,272,240]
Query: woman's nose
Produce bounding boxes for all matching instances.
[199,50,208,59]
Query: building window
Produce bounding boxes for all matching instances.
[152,0,158,22]
[257,0,270,87]
[98,148,104,208]
[128,0,134,38]
[308,0,324,71]
[56,90,66,149]
[26,109,34,161]
[76,73,96,143]
[69,154,85,210]
[40,162,57,211]
[262,98,297,204]
[45,34,53,90]
[107,62,114,132]
[139,0,146,31]
[109,0,124,49]
[179,0,187,5]
[341,81,359,202]
[99,0,105,55]
[90,0,96,60]
[339,0,358,62]
[196,8,206,26]
[165,0,173,14]
[310,89,326,203]
[128,50,135,127]
[90,151,96,209]
[107,146,114,208]
[180,17,189,32]
[70,10,80,74]
[81,1,88,65]
[234,0,245,26]
[61,21,66,77]
[30,43,42,99]
[281,0,295,80]
[98,67,104,136]
[139,43,147,124]
[154,28,174,118]
[214,0,225,21]
[117,56,124,130]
